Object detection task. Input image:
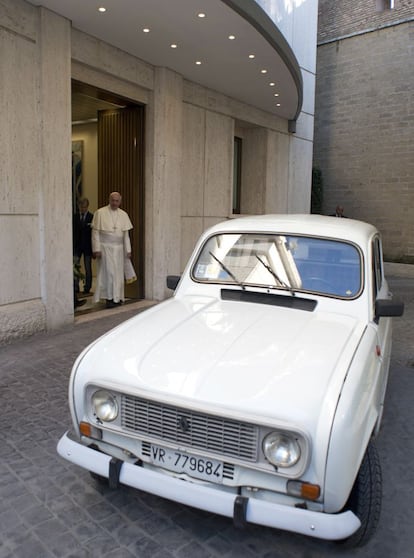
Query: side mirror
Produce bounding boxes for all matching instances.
[166,275,181,290]
[374,299,404,323]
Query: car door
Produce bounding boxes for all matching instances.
[371,235,393,431]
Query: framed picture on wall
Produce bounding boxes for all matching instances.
[72,140,83,214]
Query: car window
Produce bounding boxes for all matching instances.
[192,233,362,299]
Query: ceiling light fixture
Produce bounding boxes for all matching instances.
[269,82,276,86]
[248,54,255,59]
[98,6,106,12]
[195,61,202,65]
[228,35,236,40]
[171,44,178,49]
[142,28,150,33]
[198,13,206,18]
[261,69,268,74]
[276,103,281,107]
[273,93,279,97]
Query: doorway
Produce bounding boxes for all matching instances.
[72,81,145,310]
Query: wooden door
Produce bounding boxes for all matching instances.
[98,106,145,299]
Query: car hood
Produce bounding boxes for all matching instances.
[77,295,365,430]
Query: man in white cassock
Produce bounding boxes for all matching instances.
[92,192,134,308]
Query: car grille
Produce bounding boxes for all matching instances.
[121,394,259,462]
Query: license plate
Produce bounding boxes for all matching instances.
[150,444,223,483]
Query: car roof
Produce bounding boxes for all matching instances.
[203,214,379,246]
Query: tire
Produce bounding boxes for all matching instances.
[337,441,382,548]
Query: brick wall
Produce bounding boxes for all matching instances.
[313,19,414,260]
[318,0,414,43]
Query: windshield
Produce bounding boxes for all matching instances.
[192,233,362,299]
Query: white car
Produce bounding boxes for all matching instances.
[58,214,404,547]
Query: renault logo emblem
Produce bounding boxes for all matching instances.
[178,416,190,432]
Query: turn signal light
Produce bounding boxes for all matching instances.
[79,421,102,440]
[287,480,321,501]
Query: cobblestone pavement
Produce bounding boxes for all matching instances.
[1,275,413,558]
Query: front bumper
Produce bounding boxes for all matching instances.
[57,431,360,541]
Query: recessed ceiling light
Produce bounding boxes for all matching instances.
[261,69,268,74]
[198,13,206,18]
[195,61,202,65]
[171,44,178,49]
[228,35,236,40]
[142,28,150,33]
[248,54,255,59]
[269,82,276,86]
[276,103,281,107]
[273,93,279,97]
[98,6,106,12]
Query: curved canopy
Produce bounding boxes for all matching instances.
[31,0,303,121]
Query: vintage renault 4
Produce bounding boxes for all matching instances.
[58,214,403,547]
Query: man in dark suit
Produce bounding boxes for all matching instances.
[73,198,93,295]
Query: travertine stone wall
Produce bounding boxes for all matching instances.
[38,8,73,330]
[0,1,73,343]
[314,1,414,260]
[150,68,183,300]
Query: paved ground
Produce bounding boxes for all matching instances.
[1,275,413,558]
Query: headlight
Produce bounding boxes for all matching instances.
[262,432,301,468]
[91,390,118,422]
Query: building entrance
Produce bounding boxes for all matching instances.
[71,81,145,309]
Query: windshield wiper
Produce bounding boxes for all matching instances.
[255,254,295,296]
[209,251,246,290]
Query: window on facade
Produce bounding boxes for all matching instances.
[376,0,395,11]
[233,137,242,214]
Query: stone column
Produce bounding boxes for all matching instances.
[38,8,73,329]
[149,67,183,300]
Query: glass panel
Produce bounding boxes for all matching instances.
[192,233,362,298]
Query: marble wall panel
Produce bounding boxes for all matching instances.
[265,130,290,213]
[0,216,40,305]
[288,136,313,212]
[151,68,183,300]
[0,30,40,214]
[38,7,73,328]
[0,300,46,345]
[300,69,316,123]
[183,81,286,134]
[0,0,37,40]
[182,104,205,217]
[240,128,267,214]
[71,28,154,91]
[290,0,318,72]
[204,112,234,217]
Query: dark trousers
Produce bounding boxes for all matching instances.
[75,253,92,292]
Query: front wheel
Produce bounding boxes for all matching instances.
[337,441,382,548]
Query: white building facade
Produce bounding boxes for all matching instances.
[0,0,318,344]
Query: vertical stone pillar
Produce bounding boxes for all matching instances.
[150,68,183,299]
[241,128,290,215]
[288,134,313,213]
[38,8,73,328]
[265,130,289,213]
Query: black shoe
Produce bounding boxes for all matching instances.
[106,300,116,308]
